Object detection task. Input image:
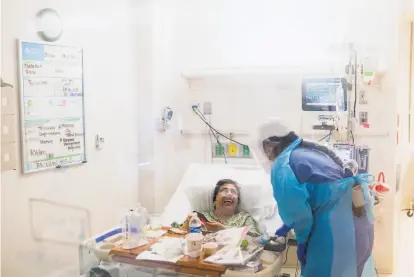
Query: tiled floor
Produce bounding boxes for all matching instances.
[280,214,414,277]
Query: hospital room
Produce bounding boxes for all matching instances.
[2,0,414,276]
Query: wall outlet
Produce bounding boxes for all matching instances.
[203,101,212,115]
[359,111,368,125]
[96,135,105,149]
[359,91,368,104]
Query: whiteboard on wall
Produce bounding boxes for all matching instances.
[18,41,87,173]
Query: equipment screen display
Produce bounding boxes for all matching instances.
[302,78,348,111]
[333,144,355,161]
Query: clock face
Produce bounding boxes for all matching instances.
[36,8,63,42]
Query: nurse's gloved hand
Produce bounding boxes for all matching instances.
[275,224,291,237]
[297,243,307,268]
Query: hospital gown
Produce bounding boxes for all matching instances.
[287,146,374,277]
[180,211,261,237]
[202,210,261,237]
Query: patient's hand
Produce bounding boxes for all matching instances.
[204,221,227,232]
[179,215,192,231]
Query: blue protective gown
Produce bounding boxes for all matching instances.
[271,138,375,277]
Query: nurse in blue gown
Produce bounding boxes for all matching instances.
[252,119,375,277]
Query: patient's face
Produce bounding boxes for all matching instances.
[215,183,239,213]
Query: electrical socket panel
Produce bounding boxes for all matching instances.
[212,143,252,159]
[359,91,368,105]
[1,142,17,171]
[1,86,16,115]
[95,135,105,149]
[359,111,368,125]
[203,101,212,115]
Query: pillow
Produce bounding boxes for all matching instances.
[255,172,278,219]
[176,163,278,232]
[225,166,277,219]
[184,180,264,223]
[161,187,192,226]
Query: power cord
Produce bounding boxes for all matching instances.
[207,115,214,163]
[283,245,290,265]
[196,111,217,163]
[192,108,228,164]
[318,131,332,142]
[193,108,226,163]
[401,208,414,217]
[192,107,247,146]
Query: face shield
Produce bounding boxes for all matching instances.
[249,118,291,174]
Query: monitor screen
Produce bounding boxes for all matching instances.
[333,143,355,161]
[302,78,348,112]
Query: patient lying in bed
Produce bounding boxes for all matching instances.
[181,179,261,237]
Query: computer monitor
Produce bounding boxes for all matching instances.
[302,78,348,112]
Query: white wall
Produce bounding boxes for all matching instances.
[1,0,410,275]
[1,0,152,276]
[148,0,410,273]
[0,0,2,275]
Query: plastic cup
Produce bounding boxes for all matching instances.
[203,242,218,257]
[186,233,203,258]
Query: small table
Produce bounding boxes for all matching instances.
[110,234,227,277]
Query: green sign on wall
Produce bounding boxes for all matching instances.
[242,145,250,157]
[215,143,225,157]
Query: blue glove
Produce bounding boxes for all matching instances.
[275,224,291,237]
[297,243,307,268]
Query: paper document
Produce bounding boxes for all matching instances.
[204,243,263,265]
[202,226,249,248]
[136,238,184,264]
[203,227,263,265]
[137,250,184,264]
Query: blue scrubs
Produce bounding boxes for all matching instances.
[271,139,375,277]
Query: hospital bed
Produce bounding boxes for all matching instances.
[79,163,286,277]
[159,163,285,277]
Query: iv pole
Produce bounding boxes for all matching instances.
[346,43,358,143]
